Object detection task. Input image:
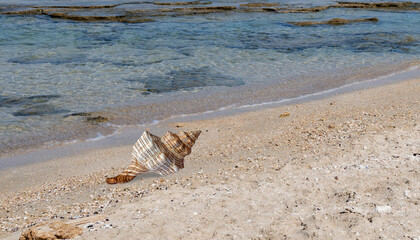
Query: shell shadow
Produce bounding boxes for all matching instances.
[133,172,161,181]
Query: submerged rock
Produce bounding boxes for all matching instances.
[13,104,68,116]
[8,53,85,64]
[335,1,419,9]
[2,8,44,15]
[129,67,244,94]
[261,7,279,12]
[280,6,331,13]
[47,12,154,23]
[63,112,109,123]
[0,95,60,108]
[35,4,118,9]
[290,17,378,27]
[279,1,419,13]
[65,112,92,117]
[327,17,378,25]
[239,3,278,7]
[85,116,109,123]
[169,6,236,12]
[154,1,211,5]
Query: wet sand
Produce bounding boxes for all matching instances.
[1,77,419,239]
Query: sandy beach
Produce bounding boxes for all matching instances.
[1,77,419,239]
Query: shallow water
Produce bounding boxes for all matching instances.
[0,0,419,155]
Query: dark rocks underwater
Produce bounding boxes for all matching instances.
[125,67,244,95]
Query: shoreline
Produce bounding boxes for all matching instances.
[1,74,419,239]
[1,60,419,159]
[1,63,419,169]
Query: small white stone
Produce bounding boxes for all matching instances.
[375,205,392,213]
[101,224,113,229]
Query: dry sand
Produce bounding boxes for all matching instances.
[0,78,419,239]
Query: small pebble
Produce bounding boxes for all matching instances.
[375,206,392,213]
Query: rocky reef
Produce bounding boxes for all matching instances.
[0,1,418,23]
[335,1,419,9]
[47,12,154,23]
[290,17,379,27]
[279,1,419,13]
[239,3,278,7]
[278,6,330,13]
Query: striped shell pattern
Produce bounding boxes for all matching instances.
[106,130,201,184]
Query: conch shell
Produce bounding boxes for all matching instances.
[106,130,201,184]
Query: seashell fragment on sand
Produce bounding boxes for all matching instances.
[106,130,201,184]
[279,112,290,118]
[20,222,82,240]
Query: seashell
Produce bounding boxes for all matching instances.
[106,130,201,184]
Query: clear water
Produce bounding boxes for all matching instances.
[0,0,419,155]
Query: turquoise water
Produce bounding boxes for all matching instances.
[0,0,419,154]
